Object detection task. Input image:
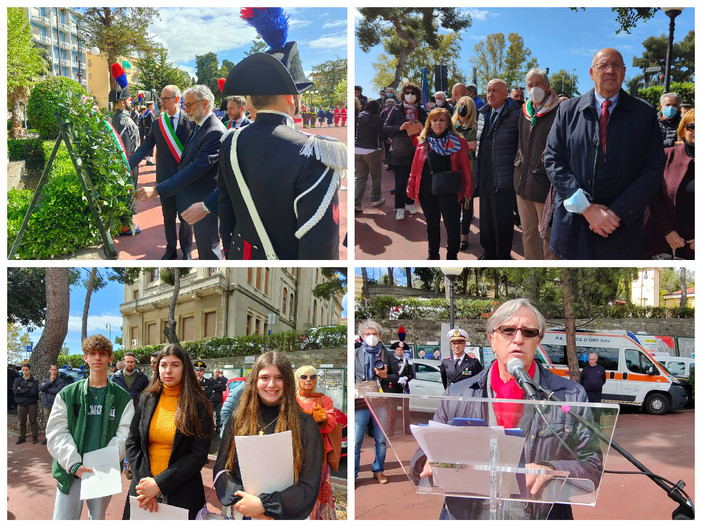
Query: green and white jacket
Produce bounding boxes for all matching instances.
[46,378,134,494]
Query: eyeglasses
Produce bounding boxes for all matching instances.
[183,99,203,110]
[685,123,695,131]
[592,62,625,71]
[300,374,317,380]
[160,95,175,102]
[495,326,540,338]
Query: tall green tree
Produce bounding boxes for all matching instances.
[311,58,347,106]
[549,69,580,98]
[195,52,220,95]
[7,7,48,139]
[134,46,191,92]
[81,8,161,89]
[371,32,465,93]
[472,32,537,89]
[357,8,472,89]
[570,7,660,35]
[8,322,35,365]
[244,35,268,57]
[8,267,47,327]
[632,31,695,86]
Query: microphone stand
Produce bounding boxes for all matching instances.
[554,392,694,519]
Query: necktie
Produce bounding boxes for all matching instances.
[487,110,498,133]
[184,124,199,151]
[171,116,176,132]
[600,99,611,155]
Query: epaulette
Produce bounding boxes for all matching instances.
[299,134,347,179]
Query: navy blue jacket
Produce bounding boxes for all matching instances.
[111,368,150,403]
[544,89,665,259]
[39,375,66,408]
[476,98,521,191]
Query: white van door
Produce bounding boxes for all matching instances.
[622,348,665,405]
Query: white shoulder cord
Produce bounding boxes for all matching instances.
[293,169,339,239]
[230,128,278,260]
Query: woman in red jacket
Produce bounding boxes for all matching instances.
[407,108,473,259]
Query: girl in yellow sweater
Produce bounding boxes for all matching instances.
[123,344,213,519]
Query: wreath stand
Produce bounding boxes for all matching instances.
[9,117,117,259]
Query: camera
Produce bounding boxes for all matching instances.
[374,360,385,370]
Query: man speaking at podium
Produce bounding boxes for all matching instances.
[410,298,601,519]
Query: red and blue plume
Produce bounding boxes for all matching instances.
[241,7,288,50]
[398,326,406,342]
[110,63,127,89]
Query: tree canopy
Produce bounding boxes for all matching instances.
[134,46,191,92]
[549,69,580,98]
[310,58,347,107]
[195,52,221,98]
[632,30,695,87]
[471,32,538,90]
[357,8,472,89]
[8,267,47,327]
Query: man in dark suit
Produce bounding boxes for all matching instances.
[440,328,482,389]
[223,95,252,130]
[137,85,225,260]
[545,48,665,259]
[129,85,195,260]
[218,41,343,259]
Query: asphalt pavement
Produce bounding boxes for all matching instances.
[354,406,695,520]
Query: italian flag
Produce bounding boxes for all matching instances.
[158,113,184,163]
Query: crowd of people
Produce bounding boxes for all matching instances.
[355,47,695,260]
[12,336,341,520]
[301,104,348,128]
[109,20,344,260]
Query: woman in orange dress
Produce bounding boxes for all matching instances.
[295,365,339,520]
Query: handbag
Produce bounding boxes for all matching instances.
[390,131,414,158]
[426,151,461,195]
[196,470,231,520]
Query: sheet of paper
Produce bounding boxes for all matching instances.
[79,445,122,500]
[235,431,294,495]
[129,496,189,520]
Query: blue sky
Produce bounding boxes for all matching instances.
[354,7,695,95]
[145,7,347,81]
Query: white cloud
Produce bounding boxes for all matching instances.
[68,313,124,333]
[149,8,258,64]
[306,33,347,50]
[464,9,496,22]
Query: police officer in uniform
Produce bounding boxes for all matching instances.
[440,328,483,389]
[217,17,345,260]
[194,360,214,398]
[109,78,140,188]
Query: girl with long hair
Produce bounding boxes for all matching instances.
[407,107,474,259]
[295,365,340,519]
[123,344,214,519]
[214,351,323,520]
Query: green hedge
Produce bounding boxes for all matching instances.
[356,296,694,321]
[56,326,347,368]
[637,81,695,108]
[7,138,46,170]
[27,76,86,140]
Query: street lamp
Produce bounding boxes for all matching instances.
[662,8,684,93]
[442,267,463,331]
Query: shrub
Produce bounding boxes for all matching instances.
[27,76,86,140]
[7,138,46,171]
[637,81,695,109]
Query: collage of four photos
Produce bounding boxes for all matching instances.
[6,5,696,521]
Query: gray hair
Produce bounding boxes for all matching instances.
[660,92,682,106]
[358,319,382,338]
[526,68,549,85]
[485,298,546,338]
[183,84,215,111]
[163,85,181,98]
[435,91,447,99]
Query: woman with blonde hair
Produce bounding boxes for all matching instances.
[214,351,322,519]
[295,365,339,519]
[451,96,479,250]
[406,107,474,259]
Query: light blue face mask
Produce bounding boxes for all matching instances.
[662,106,678,119]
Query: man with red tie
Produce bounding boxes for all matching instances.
[545,48,665,259]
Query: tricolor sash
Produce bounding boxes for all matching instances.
[104,119,131,179]
[158,113,184,163]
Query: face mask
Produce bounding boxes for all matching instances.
[364,334,379,347]
[405,93,417,104]
[457,104,468,117]
[436,99,444,107]
[662,106,678,119]
[528,87,546,104]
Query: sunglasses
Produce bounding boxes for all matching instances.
[495,326,540,338]
[300,374,318,380]
[685,123,695,131]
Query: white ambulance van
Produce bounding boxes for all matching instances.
[537,329,687,415]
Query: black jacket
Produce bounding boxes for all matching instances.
[39,376,66,408]
[209,376,227,404]
[355,111,385,150]
[476,98,521,191]
[123,390,213,519]
[439,355,483,389]
[13,375,38,406]
[111,369,150,403]
[384,104,428,167]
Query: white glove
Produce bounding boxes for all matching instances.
[398,376,408,386]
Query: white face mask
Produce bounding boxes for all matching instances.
[528,87,546,104]
[364,334,379,347]
[405,93,417,104]
[436,99,444,107]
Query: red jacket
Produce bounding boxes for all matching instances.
[407,136,474,201]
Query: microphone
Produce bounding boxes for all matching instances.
[506,358,539,400]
